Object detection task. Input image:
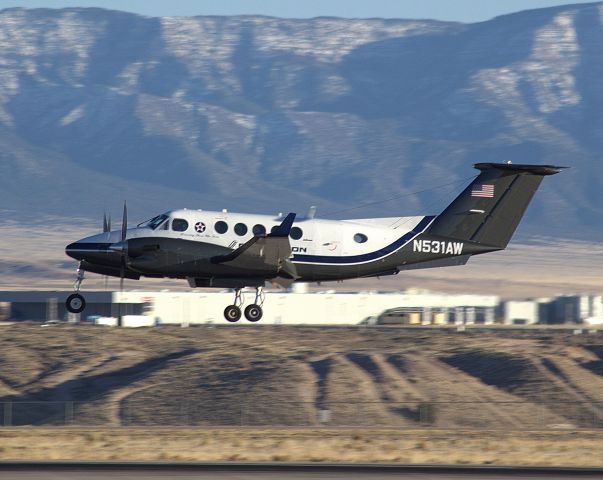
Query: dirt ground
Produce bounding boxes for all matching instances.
[0,428,601,466]
[0,325,602,430]
[0,326,601,465]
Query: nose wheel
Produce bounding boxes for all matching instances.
[66,293,86,314]
[223,287,265,322]
[66,263,87,314]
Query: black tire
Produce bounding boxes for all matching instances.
[244,304,263,322]
[224,305,241,323]
[66,293,86,314]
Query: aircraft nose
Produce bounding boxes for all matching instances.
[65,232,115,261]
[65,241,81,260]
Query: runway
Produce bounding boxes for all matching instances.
[0,464,601,480]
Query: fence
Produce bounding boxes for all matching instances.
[1,400,602,429]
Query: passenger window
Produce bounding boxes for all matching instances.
[172,219,189,232]
[234,223,248,236]
[215,221,228,234]
[252,224,266,236]
[354,233,368,243]
[290,227,303,240]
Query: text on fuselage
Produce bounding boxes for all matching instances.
[413,239,463,255]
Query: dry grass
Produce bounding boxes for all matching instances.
[0,428,601,466]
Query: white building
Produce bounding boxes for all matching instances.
[502,300,539,325]
[115,289,499,326]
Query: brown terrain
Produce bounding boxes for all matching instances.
[0,325,601,429]
[0,324,602,464]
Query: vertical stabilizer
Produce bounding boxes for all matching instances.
[426,163,564,249]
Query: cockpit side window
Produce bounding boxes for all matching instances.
[172,218,189,232]
[138,214,169,230]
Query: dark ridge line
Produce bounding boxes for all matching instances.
[0,348,200,426]
[0,461,602,475]
[309,357,331,410]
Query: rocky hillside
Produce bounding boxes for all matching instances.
[0,4,602,239]
[0,325,602,428]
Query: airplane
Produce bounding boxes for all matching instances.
[65,162,563,322]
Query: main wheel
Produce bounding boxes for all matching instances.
[66,293,86,314]
[224,305,241,322]
[244,304,263,322]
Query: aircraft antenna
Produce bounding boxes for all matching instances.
[323,174,477,218]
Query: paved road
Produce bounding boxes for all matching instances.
[0,464,601,480]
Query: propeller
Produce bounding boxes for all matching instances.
[121,201,127,244]
[107,202,129,294]
[119,201,127,293]
[103,203,129,316]
[102,211,111,233]
[102,211,112,289]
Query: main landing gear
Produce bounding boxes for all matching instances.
[224,287,265,323]
[66,263,87,314]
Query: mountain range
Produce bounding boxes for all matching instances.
[1,3,602,240]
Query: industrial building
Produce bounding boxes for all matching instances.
[0,289,499,326]
[0,291,142,323]
[0,290,601,327]
[550,295,603,325]
[500,295,603,325]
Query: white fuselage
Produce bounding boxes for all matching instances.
[128,209,430,266]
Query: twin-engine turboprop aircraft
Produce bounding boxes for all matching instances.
[65,163,563,322]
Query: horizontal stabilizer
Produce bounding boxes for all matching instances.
[474,163,566,176]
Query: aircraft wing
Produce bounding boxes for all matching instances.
[210,213,299,285]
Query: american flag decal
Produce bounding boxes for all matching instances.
[471,184,495,198]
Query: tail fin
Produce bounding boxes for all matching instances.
[426,163,564,249]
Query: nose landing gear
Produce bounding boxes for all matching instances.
[66,263,87,314]
[223,287,265,323]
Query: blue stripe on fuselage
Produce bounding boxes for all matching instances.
[291,215,435,265]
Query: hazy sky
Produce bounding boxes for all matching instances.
[0,0,594,22]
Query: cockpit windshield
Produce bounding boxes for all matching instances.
[138,214,169,230]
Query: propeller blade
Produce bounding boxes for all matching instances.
[103,212,108,233]
[121,201,128,242]
[107,213,111,233]
[118,261,125,320]
[118,201,128,295]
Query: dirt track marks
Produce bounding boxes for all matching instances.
[400,354,545,428]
